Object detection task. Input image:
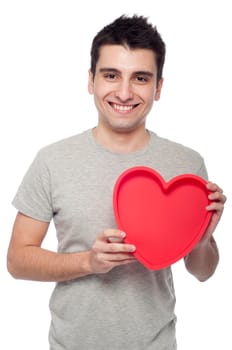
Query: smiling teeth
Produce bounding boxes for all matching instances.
[113,104,134,111]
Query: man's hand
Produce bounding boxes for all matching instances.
[185,182,226,281]
[88,229,136,274]
[202,181,227,242]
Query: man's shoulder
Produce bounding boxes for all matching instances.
[37,129,91,160]
[43,129,90,150]
[151,131,203,160]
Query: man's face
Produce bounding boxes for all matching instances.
[88,44,163,133]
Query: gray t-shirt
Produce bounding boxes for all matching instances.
[12,129,208,350]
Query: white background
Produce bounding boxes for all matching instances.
[0,1,231,349]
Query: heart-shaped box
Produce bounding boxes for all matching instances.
[113,166,213,270]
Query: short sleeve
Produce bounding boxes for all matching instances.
[197,158,209,180]
[12,150,53,222]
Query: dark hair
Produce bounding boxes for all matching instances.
[90,15,166,84]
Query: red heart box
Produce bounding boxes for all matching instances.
[113,166,213,270]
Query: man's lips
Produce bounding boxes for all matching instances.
[109,102,140,111]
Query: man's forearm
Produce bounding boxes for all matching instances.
[184,236,219,282]
[7,246,92,282]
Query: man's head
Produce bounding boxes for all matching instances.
[90,15,166,86]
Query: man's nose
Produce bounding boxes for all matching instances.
[115,80,133,102]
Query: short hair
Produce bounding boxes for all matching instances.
[90,15,166,84]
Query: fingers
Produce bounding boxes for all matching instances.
[206,201,224,214]
[206,182,226,198]
[206,181,223,193]
[99,228,126,242]
[206,182,227,207]
[89,229,137,274]
[204,182,226,235]
[108,236,124,243]
[93,229,136,254]
[97,252,136,262]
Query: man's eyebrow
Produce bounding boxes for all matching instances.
[133,71,154,77]
[98,68,154,77]
[99,68,120,73]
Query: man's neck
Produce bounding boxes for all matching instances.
[92,126,150,154]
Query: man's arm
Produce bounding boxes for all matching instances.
[184,182,226,281]
[7,212,136,282]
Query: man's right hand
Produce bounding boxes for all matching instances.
[87,229,136,274]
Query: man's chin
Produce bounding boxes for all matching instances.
[108,120,144,134]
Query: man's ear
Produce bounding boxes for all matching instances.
[88,70,94,94]
[154,78,164,101]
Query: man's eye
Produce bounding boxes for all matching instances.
[105,73,116,80]
[136,76,148,82]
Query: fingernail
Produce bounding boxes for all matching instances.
[120,231,126,238]
[130,245,136,252]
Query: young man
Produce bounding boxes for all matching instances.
[7,15,226,349]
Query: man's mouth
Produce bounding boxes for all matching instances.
[109,102,139,111]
